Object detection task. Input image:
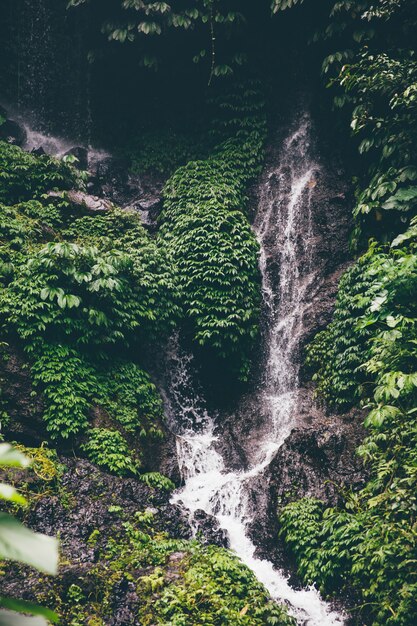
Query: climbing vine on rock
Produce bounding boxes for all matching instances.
[158,82,266,379]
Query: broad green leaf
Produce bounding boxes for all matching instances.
[0,513,58,574]
[0,598,58,623]
[0,610,48,626]
[0,444,30,469]
[0,483,27,505]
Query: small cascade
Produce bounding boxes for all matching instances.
[169,114,346,625]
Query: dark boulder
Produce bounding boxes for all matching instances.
[31,146,46,157]
[0,118,27,147]
[192,509,229,547]
[64,146,88,170]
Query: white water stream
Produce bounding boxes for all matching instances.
[169,115,346,625]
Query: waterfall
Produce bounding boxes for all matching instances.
[168,113,346,625]
[2,0,91,141]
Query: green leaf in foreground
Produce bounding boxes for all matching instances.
[0,513,58,574]
[0,598,58,624]
[0,444,31,469]
[0,609,49,626]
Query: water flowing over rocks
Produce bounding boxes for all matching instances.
[0,459,197,625]
[0,103,366,624]
[165,112,360,625]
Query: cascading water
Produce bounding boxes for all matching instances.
[169,113,346,625]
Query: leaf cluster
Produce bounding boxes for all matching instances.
[158,82,266,378]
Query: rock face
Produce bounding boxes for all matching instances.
[87,154,163,229]
[64,146,88,170]
[247,408,367,566]
[0,345,44,444]
[0,458,227,625]
[48,189,114,212]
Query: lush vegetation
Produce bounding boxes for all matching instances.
[3,1,417,624]
[274,2,417,625]
[32,485,294,626]
[0,76,265,470]
[0,141,177,470]
[159,83,265,378]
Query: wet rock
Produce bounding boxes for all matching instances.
[64,146,88,170]
[0,118,27,146]
[246,408,367,567]
[133,194,163,230]
[270,413,367,510]
[88,154,131,200]
[31,146,46,156]
[1,456,220,626]
[87,153,166,229]
[48,189,113,212]
[192,509,229,547]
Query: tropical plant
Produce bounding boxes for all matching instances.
[81,428,139,476]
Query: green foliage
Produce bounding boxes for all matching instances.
[274,8,417,624]
[273,1,417,244]
[0,141,78,205]
[284,219,417,625]
[0,139,172,484]
[126,128,210,175]
[139,472,175,491]
[2,236,176,348]
[0,443,59,626]
[306,246,378,407]
[159,82,266,378]
[99,509,294,625]
[142,545,295,625]
[35,499,294,626]
[95,361,164,437]
[29,343,97,439]
[68,0,249,82]
[81,428,139,476]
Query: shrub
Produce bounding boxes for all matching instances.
[81,428,139,476]
[158,82,266,378]
[0,141,78,205]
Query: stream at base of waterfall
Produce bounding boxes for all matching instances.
[168,114,346,626]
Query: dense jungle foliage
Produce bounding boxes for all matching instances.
[2,1,417,625]
[0,73,286,622]
[0,81,265,462]
[274,2,417,626]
